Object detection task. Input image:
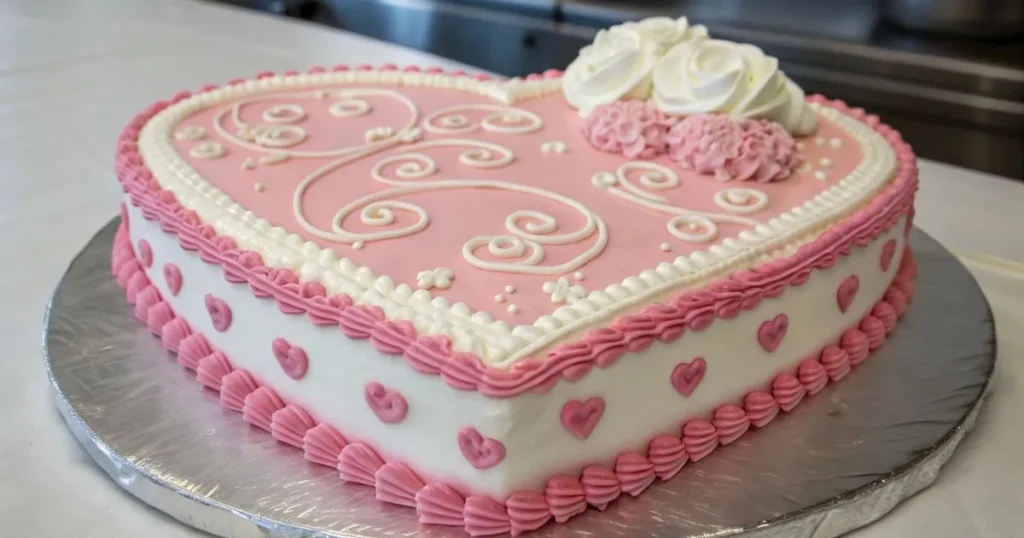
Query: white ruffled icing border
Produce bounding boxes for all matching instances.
[137,70,897,366]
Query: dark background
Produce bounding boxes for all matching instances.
[212,0,1024,179]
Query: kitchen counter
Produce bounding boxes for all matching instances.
[1,1,1022,537]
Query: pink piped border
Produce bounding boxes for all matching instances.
[112,214,917,536]
[113,67,919,400]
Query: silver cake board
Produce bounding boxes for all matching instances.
[43,219,995,538]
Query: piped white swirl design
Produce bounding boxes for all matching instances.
[189,141,225,159]
[651,39,817,135]
[422,105,544,135]
[713,188,769,214]
[591,162,761,243]
[175,125,206,140]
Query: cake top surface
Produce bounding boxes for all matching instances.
[136,20,899,366]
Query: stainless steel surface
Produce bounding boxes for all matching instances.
[882,0,1024,37]
[44,219,995,538]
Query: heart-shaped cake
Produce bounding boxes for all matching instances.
[112,15,918,536]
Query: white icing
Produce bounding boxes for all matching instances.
[140,71,896,365]
[352,240,364,250]
[189,141,225,159]
[262,103,306,124]
[494,294,505,303]
[423,105,543,135]
[241,157,255,170]
[507,304,520,314]
[329,99,372,118]
[573,271,585,281]
[651,39,817,135]
[815,136,827,147]
[129,201,908,497]
[416,267,455,290]
[505,285,516,294]
[713,187,769,214]
[593,161,759,243]
[540,140,567,155]
[830,137,843,149]
[814,170,828,181]
[820,157,833,168]
[253,182,266,193]
[365,126,394,142]
[175,125,206,140]
[660,242,671,252]
[258,152,290,166]
[620,16,709,53]
[542,277,586,304]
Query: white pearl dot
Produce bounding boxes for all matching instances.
[819,157,833,168]
[814,170,828,181]
[815,136,826,147]
[573,271,584,281]
[687,222,701,231]
[829,138,843,149]
[494,294,505,303]
[796,142,806,151]
[507,304,519,314]
[353,241,365,250]
[505,285,516,294]
[253,182,266,193]
[660,243,671,252]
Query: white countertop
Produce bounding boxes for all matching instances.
[1,0,1022,536]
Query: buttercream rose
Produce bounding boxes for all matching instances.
[621,16,709,53]
[562,26,660,116]
[651,39,818,135]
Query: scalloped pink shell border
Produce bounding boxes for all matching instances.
[112,212,916,536]
[113,66,919,400]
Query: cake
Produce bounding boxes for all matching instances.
[111,16,918,536]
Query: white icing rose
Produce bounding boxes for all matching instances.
[562,26,660,116]
[651,39,818,135]
[621,16,709,53]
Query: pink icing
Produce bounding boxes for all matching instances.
[744,391,780,428]
[580,465,620,509]
[670,357,706,397]
[880,239,897,272]
[219,369,258,412]
[178,332,212,370]
[242,386,285,432]
[339,442,384,486]
[560,397,605,440]
[270,405,315,448]
[271,337,309,380]
[463,496,511,537]
[204,294,232,332]
[647,435,688,480]
[682,420,719,462]
[861,315,886,350]
[772,374,806,412]
[159,317,191,353]
[137,239,153,267]
[111,212,917,535]
[713,405,750,445]
[667,114,802,182]
[757,313,789,352]
[133,286,161,322]
[583,100,674,159]
[364,382,409,424]
[163,263,183,296]
[506,491,551,536]
[841,328,871,366]
[837,275,860,313]
[375,462,426,508]
[416,484,466,526]
[117,94,915,398]
[614,452,655,496]
[885,287,909,318]
[819,345,851,382]
[196,351,233,390]
[145,301,173,335]
[303,423,348,468]
[873,301,897,334]
[544,475,587,522]
[798,358,829,395]
[457,427,505,470]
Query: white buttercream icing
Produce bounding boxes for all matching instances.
[651,39,817,135]
[562,25,661,116]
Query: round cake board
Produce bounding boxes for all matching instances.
[44,219,995,538]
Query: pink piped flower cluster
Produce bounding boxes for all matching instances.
[665,114,803,183]
[583,101,677,160]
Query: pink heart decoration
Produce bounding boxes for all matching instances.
[457,427,505,470]
[880,239,897,272]
[560,397,606,440]
[836,275,860,313]
[204,294,232,332]
[757,314,789,353]
[163,263,183,296]
[137,239,153,268]
[364,381,408,424]
[671,357,706,397]
[272,337,309,380]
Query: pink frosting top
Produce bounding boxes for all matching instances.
[171,86,861,324]
[667,114,803,182]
